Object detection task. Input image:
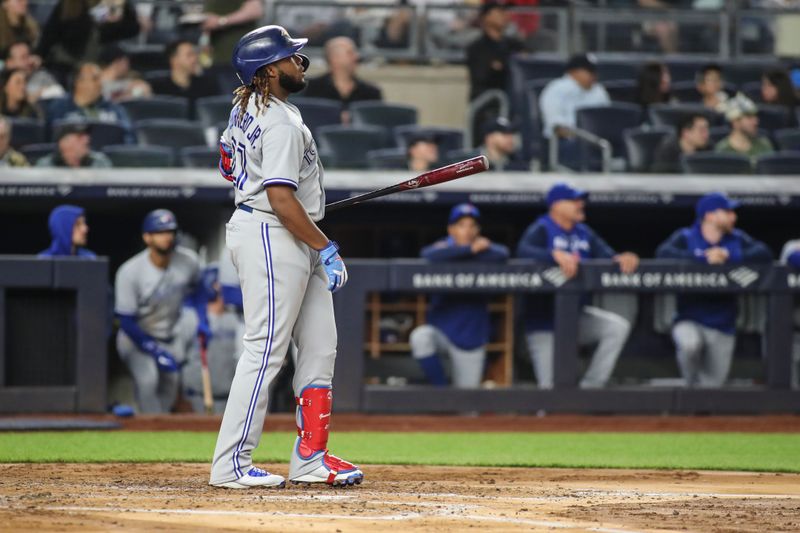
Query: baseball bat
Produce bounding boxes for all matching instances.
[325,155,489,212]
[199,334,213,415]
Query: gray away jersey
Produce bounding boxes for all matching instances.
[222,94,325,222]
[114,246,201,340]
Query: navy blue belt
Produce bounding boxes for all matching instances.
[238,204,253,213]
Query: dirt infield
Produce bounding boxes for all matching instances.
[0,463,798,532]
[10,413,799,433]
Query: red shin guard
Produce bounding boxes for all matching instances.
[296,386,332,459]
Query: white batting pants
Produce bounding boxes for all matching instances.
[672,320,735,388]
[409,324,486,388]
[210,208,337,485]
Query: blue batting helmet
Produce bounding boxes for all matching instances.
[142,209,178,233]
[232,25,310,86]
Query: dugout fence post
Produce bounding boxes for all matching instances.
[553,290,581,388]
[765,265,793,389]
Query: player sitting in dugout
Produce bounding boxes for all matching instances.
[656,192,772,388]
[410,203,509,388]
[516,183,638,389]
[38,204,95,258]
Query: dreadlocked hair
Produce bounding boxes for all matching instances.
[233,68,271,121]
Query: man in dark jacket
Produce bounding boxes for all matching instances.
[656,192,772,387]
[466,1,524,102]
[38,204,96,258]
[410,203,509,387]
[516,183,638,389]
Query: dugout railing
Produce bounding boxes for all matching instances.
[332,260,800,414]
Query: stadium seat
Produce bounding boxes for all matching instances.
[103,145,174,167]
[136,119,208,159]
[649,103,724,128]
[393,126,464,154]
[350,102,418,136]
[366,148,409,170]
[681,152,752,175]
[708,126,731,146]
[754,152,800,175]
[740,81,762,102]
[316,125,390,169]
[291,97,342,139]
[444,148,481,165]
[757,105,793,132]
[181,146,218,168]
[604,80,638,104]
[623,127,674,173]
[576,103,643,170]
[8,118,45,150]
[775,128,800,152]
[19,143,55,164]
[196,95,233,129]
[120,96,190,123]
[127,49,169,73]
[596,62,638,82]
[51,119,128,150]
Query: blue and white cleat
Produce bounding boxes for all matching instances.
[212,467,286,489]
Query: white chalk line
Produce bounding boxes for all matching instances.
[1,504,648,532]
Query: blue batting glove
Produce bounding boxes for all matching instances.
[143,341,179,373]
[319,241,348,293]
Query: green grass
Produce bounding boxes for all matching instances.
[1,431,799,472]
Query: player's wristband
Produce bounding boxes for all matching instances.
[318,241,339,260]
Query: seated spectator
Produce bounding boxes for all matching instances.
[760,68,798,111]
[303,36,382,124]
[656,192,772,388]
[46,62,134,143]
[38,204,96,258]
[0,68,41,119]
[516,183,637,389]
[465,0,525,102]
[780,239,800,389]
[407,131,440,172]
[36,121,112,168]
[36,0,140,80]
[2,41,65,101]
[636,61,672,108]
[182,266,244,413]
[149,40,219,118]
[651,114,710,173]
[0,116,28,167]
[0,0,39,58]
[201,0,263,66]
[714,94,774,162]
[410,203,509,388]
[478,116,529,171]
[98,45,151,102]
[539,54,610,170]
[695,63,728,111]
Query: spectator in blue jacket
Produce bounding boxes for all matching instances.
[410,203,509,388]
[656,192,772,388]
[781,239,800,389]
[516,183,638,389]
[38,204,96,258]
[45,62,134,143]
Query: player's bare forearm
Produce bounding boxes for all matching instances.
[266,186,329,250]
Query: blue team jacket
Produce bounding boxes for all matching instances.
[656,223,773,334]
[516,214,616,331]
[422,237,510,350]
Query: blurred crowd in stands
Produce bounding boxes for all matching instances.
[0,0,798,174]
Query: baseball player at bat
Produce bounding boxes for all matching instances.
[656,192,772,388]
[410,203,509,388]
[209,25,363,489]
[516,183,637,389]
[114,209,212,413]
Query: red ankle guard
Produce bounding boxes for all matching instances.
[296,386,332,458]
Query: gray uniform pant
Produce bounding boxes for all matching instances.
[793,333,800,390]
[672,320,735,388]
[116,311,195,414]
[409,324,486,388]
[525,306,630,389]
[210,209,337,485]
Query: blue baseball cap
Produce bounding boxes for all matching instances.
[695,192,739,219]
[448,203,481,224]
[546,183,588,206]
